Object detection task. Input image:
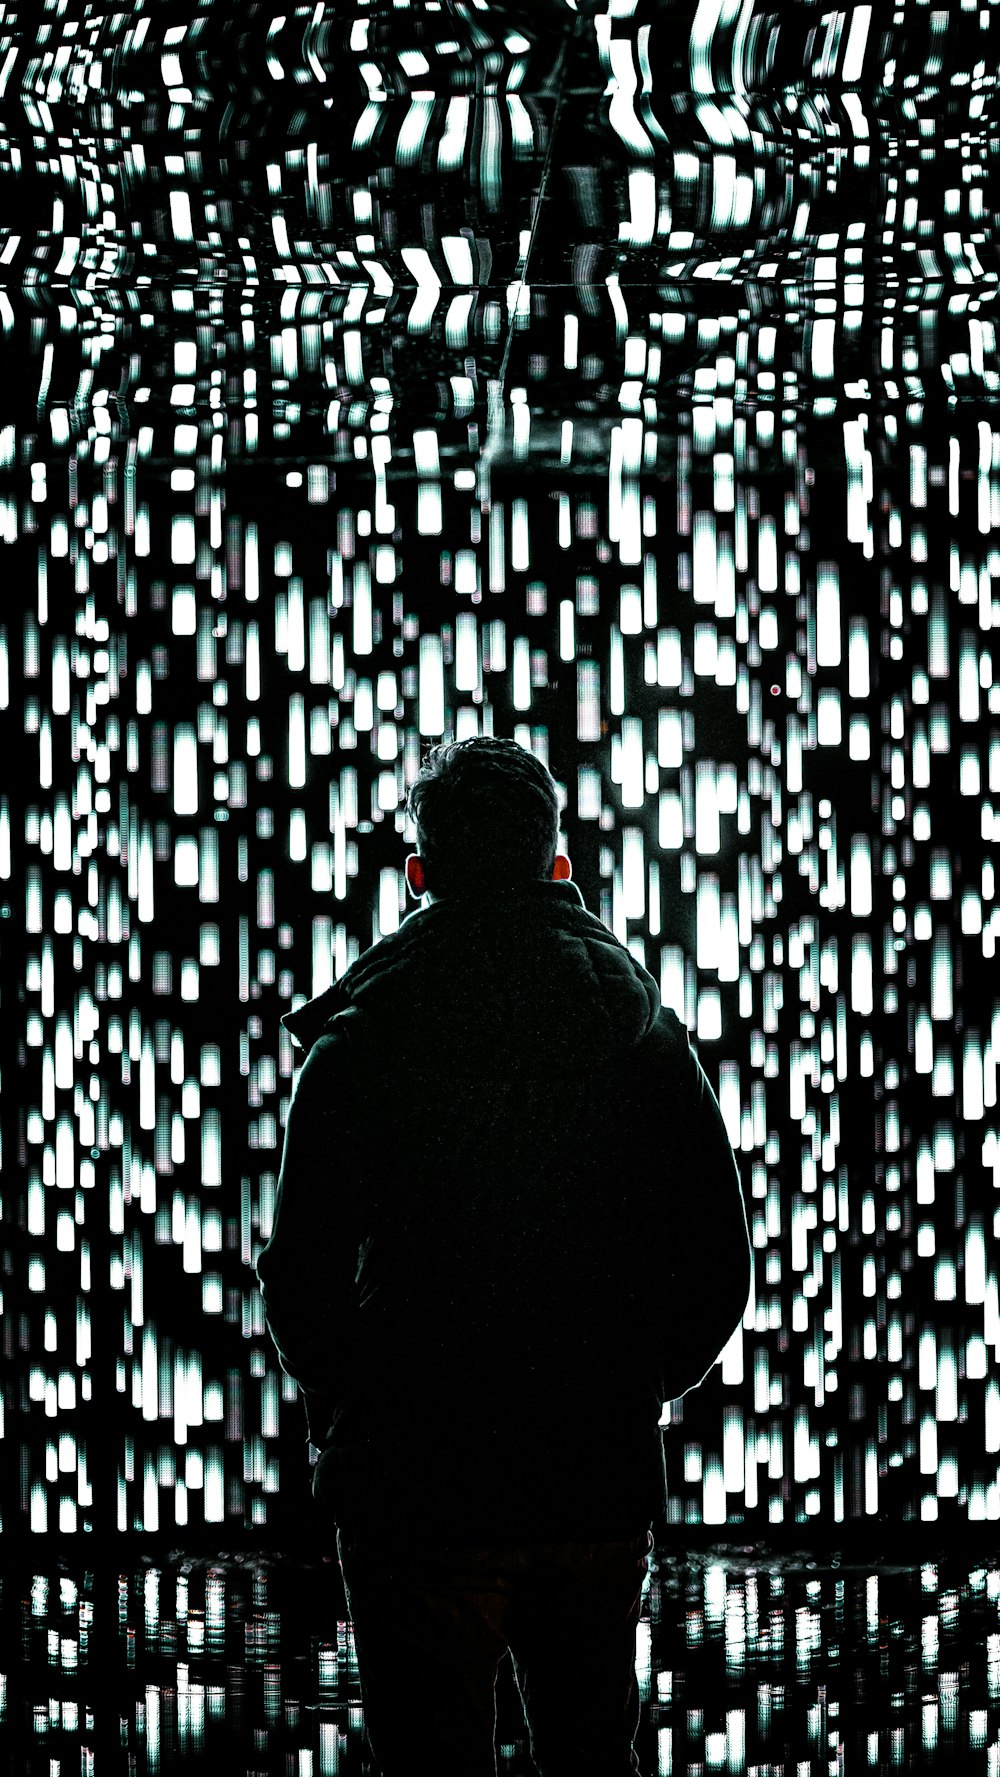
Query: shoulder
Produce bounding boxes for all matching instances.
[633,1004,694,1067]
[593,1006,696,1112]
[289,1010,364,1107]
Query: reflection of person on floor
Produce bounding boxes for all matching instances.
[257,736,752,1777]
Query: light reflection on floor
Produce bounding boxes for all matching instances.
[4,1546,1000,1773]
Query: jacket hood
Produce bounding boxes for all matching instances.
[281,879,661,1073]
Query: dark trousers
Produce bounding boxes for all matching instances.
[336,1528,653,1777]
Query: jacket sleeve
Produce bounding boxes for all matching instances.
[660,1032,752,1400]
[255,1027,360,1443]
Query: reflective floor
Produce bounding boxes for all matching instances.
[4,1545,1000,1773]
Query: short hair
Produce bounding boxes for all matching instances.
[405,737,561,898]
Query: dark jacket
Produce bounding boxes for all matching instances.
[256,878,752,1541]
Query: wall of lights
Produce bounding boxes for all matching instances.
[2,0,999,1538]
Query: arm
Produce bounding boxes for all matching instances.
[256,1028,360,1443]
[661,1035,752,1399]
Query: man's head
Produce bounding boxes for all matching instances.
[404,736,571,901]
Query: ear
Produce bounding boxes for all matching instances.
[552,853,572,882]
[405,854,427,898]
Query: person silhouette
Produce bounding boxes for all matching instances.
[257,735,751,1776]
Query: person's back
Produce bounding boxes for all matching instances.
[257,736,752,1776]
